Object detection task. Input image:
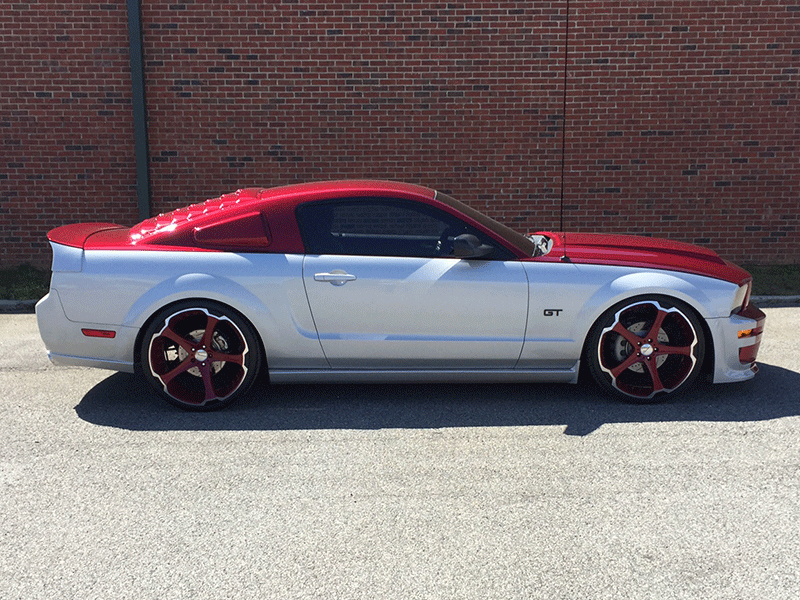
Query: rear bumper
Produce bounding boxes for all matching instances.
[709,303,766,384]
[36,290,137,373]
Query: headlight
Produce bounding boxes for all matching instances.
[731,281,752,314]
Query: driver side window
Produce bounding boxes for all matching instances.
[297,198,509,259]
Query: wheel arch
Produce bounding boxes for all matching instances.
[577,291,716,384]
[572,269,723,383]
[129,278,272,373]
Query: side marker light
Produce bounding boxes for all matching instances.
[81,329,116,339]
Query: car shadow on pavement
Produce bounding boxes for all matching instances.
[74,362,800,436]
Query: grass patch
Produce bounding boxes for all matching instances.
[744,264,800,297]
[0,264,51,301]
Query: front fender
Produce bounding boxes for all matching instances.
[570,266,739,357]
[577,270,712,329]
[520,262,718,370]
[520,262,737,372]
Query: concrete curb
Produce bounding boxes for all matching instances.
[751,295,800,307]
[0,299,38,313]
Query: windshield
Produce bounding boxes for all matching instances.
[435,192,537,257]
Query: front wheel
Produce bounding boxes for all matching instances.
[140,301,262,410]
[586,298,705,402]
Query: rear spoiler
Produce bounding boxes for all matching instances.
[47,223,124,248]
[47,223,126,272]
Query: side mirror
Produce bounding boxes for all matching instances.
[452,233,493,259]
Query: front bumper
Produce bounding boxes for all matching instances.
[36,290,137,373]
[709,302,766,384]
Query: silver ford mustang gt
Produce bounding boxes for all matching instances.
[36,180,766,410]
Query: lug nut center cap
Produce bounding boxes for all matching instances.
[195,349,209,362]
[640,343,654,357]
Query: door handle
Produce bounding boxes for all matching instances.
[314,272,357,286]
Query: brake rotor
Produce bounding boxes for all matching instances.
[613,320,670,373]
[175,328,230,376]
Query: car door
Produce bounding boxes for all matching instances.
[298,198,529,369]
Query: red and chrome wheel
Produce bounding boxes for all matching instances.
[587,298,705,402]
[141,302,262,410]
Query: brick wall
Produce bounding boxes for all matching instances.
[1,1,138,266]
[2,1,798,267]
[566,1,799,256]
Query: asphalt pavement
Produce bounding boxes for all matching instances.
[1,309,799,600]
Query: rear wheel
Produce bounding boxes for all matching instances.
[141,301,262,411]
[586,297,705,402]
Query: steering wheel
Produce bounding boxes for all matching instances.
[435,227,456,256]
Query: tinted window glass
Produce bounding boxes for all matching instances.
[435,192,536,257]
[297,198,511,259]
[330,203,446,238]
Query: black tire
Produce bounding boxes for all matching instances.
[140,300,262,411]
[586,296,705,402]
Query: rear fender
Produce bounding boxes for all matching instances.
[126,273,276,365]
[125,270,327,371]
[124,272,275,332]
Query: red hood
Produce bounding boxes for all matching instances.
[539,232,751,285]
